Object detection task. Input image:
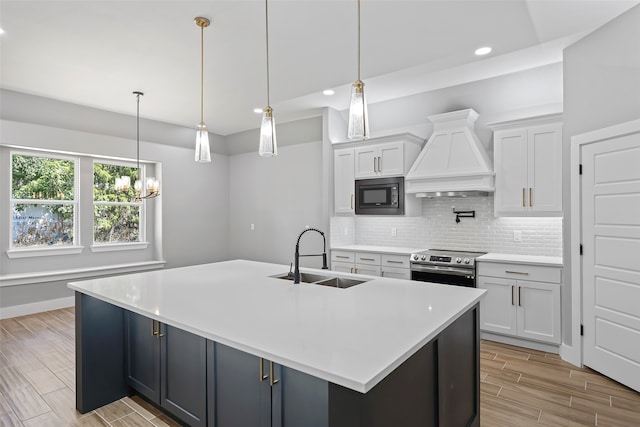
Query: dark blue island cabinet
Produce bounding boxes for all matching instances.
[76,292,479,427]
[124,311,207,427]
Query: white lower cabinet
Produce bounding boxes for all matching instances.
[331,250,411,279]
[477,262,561,345]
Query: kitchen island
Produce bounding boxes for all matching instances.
[69,259,485,427]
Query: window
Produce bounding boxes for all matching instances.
[93,162,144,244]
[10,152,78,249]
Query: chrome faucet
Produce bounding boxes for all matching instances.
[293,227,328,284]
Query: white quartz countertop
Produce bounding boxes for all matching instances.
[477,253,563,267]
[68,259,484,393]
[331,245,427,255]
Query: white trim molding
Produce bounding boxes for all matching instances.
[6,245,84,259]
[0,296,75,320]
[0,260,166,287]
[90,242,150,252]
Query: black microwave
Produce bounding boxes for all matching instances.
[355,177,405,215]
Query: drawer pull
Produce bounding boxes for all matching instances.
[505,270,529,275]
[522,188,526,207]
[359,257,376,261]
[386,260,404,264]
[518,286,522,306]
[529,188,533,207]
[336,255,350,259]
[511,286,515,306]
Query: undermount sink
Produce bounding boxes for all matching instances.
[271,272,367,289]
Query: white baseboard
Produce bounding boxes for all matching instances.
[560,342,582,368]
[0,296,75,320]
[480,332,560,354]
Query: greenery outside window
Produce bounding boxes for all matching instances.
[93,161,145,246]
[10,152,79,252]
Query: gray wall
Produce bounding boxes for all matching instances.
[562,5,640,346]
[0,90,230,309]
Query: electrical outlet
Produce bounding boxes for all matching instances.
[250,223,255,231]
[514,230,522,242]
[343,227,348,236]
[391,227,397,237]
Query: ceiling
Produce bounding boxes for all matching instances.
[1,0,638,136]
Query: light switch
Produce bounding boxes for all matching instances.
[391,227,397,237]
[514,230,522,242]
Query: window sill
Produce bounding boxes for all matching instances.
[6,246,85,259]
[90,242,150,252]
[0,260,166,287]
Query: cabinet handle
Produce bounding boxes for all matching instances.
[336,255,350,259]
[522,188,526,207]
[157,322,164,338]
[269,361,278,386]
[259,358,268,382]
[151,320,157,336]
[386,260,403,264]
[518,286,522,306]
[359,257,375,261]
[354,268,358,274]
[529,188,533,207]
[350,194,354,210]
[511,286,515,306]
[505,270,529,275]
[373,157,378,173]
[378,156,382,172]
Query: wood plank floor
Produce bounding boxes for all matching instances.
[2,308,640,426]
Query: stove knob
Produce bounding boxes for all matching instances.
[464,258,471,264]
[412,254,419,260]
[421,255,427,261]
[456,257,462,263]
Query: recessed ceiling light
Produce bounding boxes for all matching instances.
[253,108,263,114]
[322,89,335,96]
[475,46,492,56]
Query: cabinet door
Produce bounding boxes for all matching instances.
[517,280,561,344]
[272,364,329,427]
[477,276,517,336]
[125,312,160,404]
[377,142,404,177]
[381,266,411,280]
[332,261,355,274]
[494,129,528,215]
[212,342,271,427]
[354,146,378,178]
[334,149,355,214]
[161,324,207,427]
[528,123,562,214]
[355,264,381,276]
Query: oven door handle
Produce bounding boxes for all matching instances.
[410,264,474,277]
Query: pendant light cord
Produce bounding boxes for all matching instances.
[136,92,141,172]
[357,0,361,81]
[265,0,271,107]
[200,24,205,123]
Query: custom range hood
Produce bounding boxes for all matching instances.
[405,109,494,198]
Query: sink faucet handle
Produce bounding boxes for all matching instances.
[287,262,294,279]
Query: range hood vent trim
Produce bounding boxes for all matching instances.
[405,108,495,196]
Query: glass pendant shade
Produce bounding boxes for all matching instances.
[347,80,369,140]
[195,122,211,162]
[259,107,278,157]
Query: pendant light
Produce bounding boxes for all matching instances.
[258,0,277,156]
[194,17,212,163]
[132,91,159,201]
[347,0,369,140]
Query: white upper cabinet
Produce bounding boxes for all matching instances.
[354,142,405,178]
[489,114,563,217]
[334,148,355,214]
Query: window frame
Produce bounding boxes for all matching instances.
[7,149,82,258]
[90,159,149,252]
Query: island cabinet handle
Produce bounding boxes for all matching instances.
[259,358,269,382]
[151,320,157,336]
[269,361,279,386]
[157,323,164,338]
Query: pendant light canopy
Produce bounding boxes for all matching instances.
[195,16,212,163]
[258,0,277,156]
[347,0,369,140]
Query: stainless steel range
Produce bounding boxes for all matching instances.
[410,249,486,287]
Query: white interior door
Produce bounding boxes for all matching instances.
[582,129,640,392]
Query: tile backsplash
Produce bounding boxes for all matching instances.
[330,196,562,257]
